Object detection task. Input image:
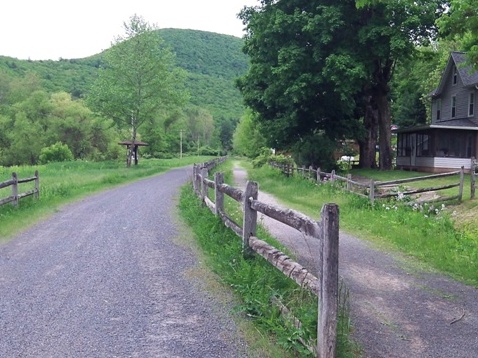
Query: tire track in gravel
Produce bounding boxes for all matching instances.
[0,166,249,358]
[233,162,478,358]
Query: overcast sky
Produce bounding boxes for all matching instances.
[0,0,259,60]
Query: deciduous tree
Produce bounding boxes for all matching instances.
[238,0,446,169]
[87,14,188,166]
[438,0,478,67]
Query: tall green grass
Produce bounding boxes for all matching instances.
[247,163,478,287]
[178,184,360,357]
[0,156,215,240]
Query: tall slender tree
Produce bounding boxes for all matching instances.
[88,14,188,166]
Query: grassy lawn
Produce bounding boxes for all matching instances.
[242,161,478,287]
[0,156,215,240]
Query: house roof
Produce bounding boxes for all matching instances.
[118,140,149,146]
[431,52,478,97]
[395,118,478,133]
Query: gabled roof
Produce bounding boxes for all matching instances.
[431,52,478,97]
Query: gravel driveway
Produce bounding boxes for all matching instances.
[233,163,478,358]
[0,167,248,357]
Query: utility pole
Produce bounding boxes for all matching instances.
[180,130,183,159]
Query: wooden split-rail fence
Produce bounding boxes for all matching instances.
[471,157,478,199]
[192,161,339,358]
[270,161,465,204]
[0,171,40,207]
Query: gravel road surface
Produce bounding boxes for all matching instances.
[233,163,478,358]
[0,167,249,357]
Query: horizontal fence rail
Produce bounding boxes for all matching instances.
[0,171,40,207]
[270,161,465,204]
[193,159,339,358]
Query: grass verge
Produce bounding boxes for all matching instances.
[0,156,215,240]
[178,177,360,357]
[246,163,478,287]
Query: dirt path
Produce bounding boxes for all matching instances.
[0,167,249,357]
[233,162,478,358]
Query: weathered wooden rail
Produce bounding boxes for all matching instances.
[193,161,339,358]
[0,171,39,207]
[270,161,465,204]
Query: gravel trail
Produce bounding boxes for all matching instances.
[233,163,478,358]
[0,167,249,357]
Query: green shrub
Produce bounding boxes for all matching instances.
[198,146,221,156]
[292,134,337,171]
[39,142,74,164]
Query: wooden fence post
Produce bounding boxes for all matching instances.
[318,203,339,358]
[192,165,198,194]
[346,174,352,192]
[309,166,313,181]
[317,167,321,183]
[200,168,208,204]
[214,172,224,216]
[330,170,336,183]
[242,180,258,258]
[369,179,375,204]
[11,172,18,207]
[34,170,40,199]
[302,165,305,178]
[459,166,464,201]
[471,158,476,199]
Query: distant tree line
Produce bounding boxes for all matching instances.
[0,26,248,166]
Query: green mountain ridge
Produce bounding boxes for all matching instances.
[0,28,249,121]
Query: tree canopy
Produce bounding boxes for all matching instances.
[87,15,188,165]
[438,0,478,67]
[237,0,446,169]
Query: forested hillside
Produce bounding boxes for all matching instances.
[159,29,248,119]
[0,29,247,120]
[0,28,248,166]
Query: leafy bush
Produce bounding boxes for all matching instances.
[292,134,337,171]
[39,142,73,164]
[197,146,221,156]
[251,147,292,168]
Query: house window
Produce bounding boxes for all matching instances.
[397,133,411,157]
[469,92,475,117]
[451,96,456,118]
[416,133,431,157]
[436,131,474,158]
[453,66,458,85]
[436,99,441,121]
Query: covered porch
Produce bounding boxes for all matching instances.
[395,124,478,173]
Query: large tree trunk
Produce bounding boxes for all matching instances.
[376,90,393,170]
[359,96,378,168]
[369,58,394,170]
